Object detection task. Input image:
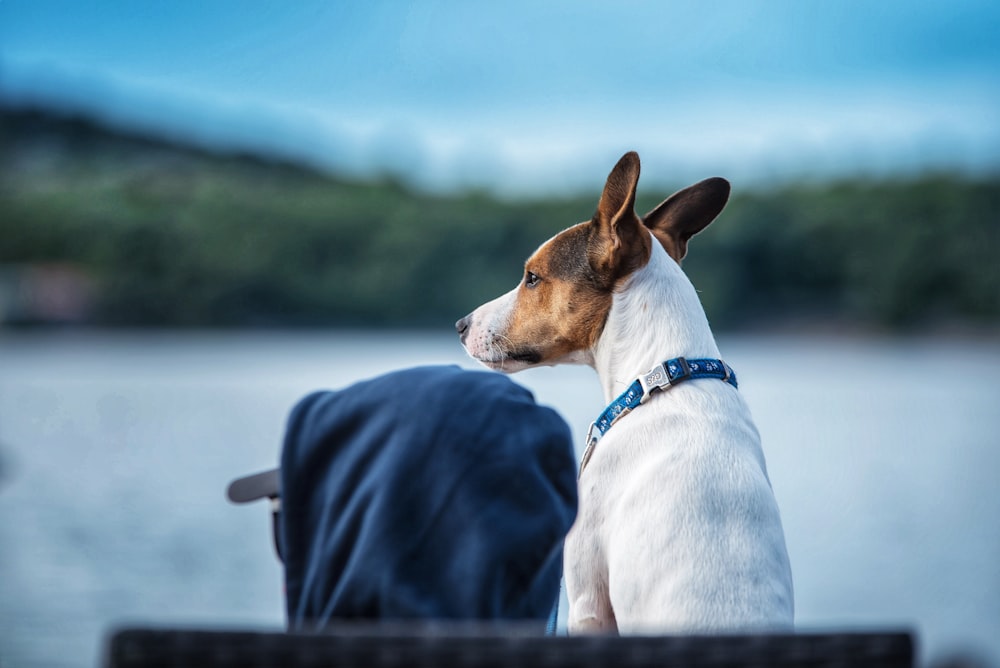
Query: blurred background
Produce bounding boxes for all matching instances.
[1,2,998,667]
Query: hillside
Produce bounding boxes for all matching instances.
[2,105,998,330]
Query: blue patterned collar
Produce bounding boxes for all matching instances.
[579,357,738,476]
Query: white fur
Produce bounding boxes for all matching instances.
[461,286,525,371]
[566,236,794,633]
[463,228,794,633]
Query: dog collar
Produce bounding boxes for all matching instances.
[580,357,738,476]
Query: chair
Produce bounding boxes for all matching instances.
[106,624,914,668]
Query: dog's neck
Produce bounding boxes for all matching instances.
[591,236,721,403]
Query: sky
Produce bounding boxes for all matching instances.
[1,0,999,194]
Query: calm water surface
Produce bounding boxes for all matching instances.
[0,330,998,667]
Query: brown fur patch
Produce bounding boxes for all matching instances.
[462,152,729,369]
[642,177,730,262]
[498,220,646,364]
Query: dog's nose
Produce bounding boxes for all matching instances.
[455,315,471,343]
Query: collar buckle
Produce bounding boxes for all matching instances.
[639,357,691,403]
[639,362,669,403]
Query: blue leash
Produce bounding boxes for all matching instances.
[545,578,561,635]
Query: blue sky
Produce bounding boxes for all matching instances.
[2,1,999,193]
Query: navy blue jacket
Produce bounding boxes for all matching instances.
[279,365,578,628]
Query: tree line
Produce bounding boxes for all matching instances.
[2,107,997,330]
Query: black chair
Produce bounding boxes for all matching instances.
[105,624,914,668]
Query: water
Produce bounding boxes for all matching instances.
[0,330,998,667]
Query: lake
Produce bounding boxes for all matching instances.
[0,330,998,667]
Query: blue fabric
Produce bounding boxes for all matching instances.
[545,581,561,636]
[589,357,738,443]
[279,365,578,629]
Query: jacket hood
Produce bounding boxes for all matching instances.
[279,365,578,628]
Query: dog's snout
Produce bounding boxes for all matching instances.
[455,315,471,343]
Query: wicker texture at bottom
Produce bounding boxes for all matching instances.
[106,626,914,668]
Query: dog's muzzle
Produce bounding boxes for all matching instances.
[455,315,471,345]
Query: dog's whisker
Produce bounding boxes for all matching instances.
[496,336,514,372]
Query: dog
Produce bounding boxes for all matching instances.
[456,151,793,634]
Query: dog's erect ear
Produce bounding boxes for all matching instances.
[642,177,730,262]
[591,151,650,278]
[597,151,640,226]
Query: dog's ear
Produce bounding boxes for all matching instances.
[591,151,650,278]
[642,177,730,262]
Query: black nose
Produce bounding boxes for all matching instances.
[455,315,470,343]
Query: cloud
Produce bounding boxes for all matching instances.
[2,56,997,196]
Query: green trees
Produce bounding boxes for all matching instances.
[680,179,1000,328]
[2,108,997,329]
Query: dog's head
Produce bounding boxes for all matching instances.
[456,151,729,372]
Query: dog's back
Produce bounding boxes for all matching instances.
[569,380,794,633]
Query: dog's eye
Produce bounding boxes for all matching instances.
[525,271,540,288]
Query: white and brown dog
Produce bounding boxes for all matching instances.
[456,152,793,634]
